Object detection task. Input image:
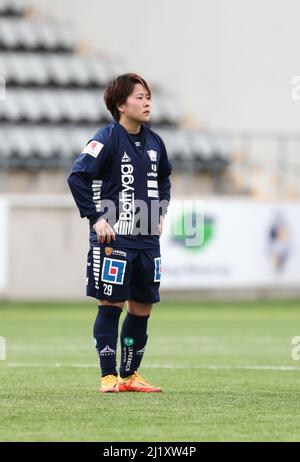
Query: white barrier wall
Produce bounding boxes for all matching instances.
[160,199,300,289]
[0,195,299,298]
[0,199,9,293]
[0,195,89,300]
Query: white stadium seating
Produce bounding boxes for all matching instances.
[0,1,230,172]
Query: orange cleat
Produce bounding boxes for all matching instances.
[118,371,162,393]
[99,374,119,393]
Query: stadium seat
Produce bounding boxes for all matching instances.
[84,56,111,87]
[0,2,218,172]
[0,18,76,51]
[159,93,181,126]
[189,132,213,170]
[0,0,26,17]
[0,89,108,123]
[0,18,19,49]
[19,90,40,121]
[0,52,123,88]
[208,136,232,172]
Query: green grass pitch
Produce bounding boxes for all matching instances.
[1,299,300,442]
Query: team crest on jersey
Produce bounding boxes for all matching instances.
[147,150,157,162]
[154,257,161,282]
[105,247,113,256]
[101,258,126,285]
[82,140,104,158]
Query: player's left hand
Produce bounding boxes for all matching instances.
[93,218,116,244]
[158,215,164,236]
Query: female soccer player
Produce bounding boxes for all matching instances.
[68,73,172,392]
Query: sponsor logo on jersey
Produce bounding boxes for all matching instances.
[147,150,157,162]
[147,178,158,199]
[124,346,134,372]
[101,257,126,285]
[112,249,127,258]
[82,140,104,158]
[147,180,158,189]
[148,190,159,198]
[105,247,127,258]
[100,345,115,356]
[122,152,131,162]
[137,347,146,356]
[115,163,135,235]
[105,247,113,256]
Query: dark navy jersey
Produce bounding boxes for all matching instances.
[67,121,172,249]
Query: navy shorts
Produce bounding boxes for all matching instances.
[86,245,161,303]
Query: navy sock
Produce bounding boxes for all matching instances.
[93,305,122,377]
[120,312,149,378]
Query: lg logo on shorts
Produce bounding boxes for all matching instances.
[101,258,126,285]
[154,257,161,282]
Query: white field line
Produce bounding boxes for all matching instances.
[6,336,289,351]
[7,336,283,342]
[2,363,300,371]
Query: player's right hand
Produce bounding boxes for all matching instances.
[93,218,116,245]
